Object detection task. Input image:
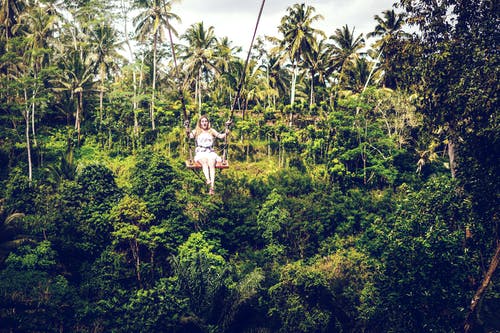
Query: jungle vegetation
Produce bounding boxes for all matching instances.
[0,0,498,332]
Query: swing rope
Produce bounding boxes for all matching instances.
[222,0,266,162]
[229,0,266,120]
[166,0,266,165]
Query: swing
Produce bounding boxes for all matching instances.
[166,0,266,169]
[185,159,229,169]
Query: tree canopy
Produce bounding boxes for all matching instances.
[0,0,498,332]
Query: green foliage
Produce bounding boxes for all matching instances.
[268,249,379,333]
[78,248,134,331]
[375,176,473,332]
[268,261,333,333]
[0,0,496,331]
[131,151,186,223]
[74,164,122,256]
[173,232,229,325]
[0,241,78,332]
[401,0,499,259]
[122,277,188,332]
[257,189,289,244]
[5,240,56,270]
[3,167,36,214]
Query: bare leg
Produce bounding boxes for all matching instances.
[198,157,211,185]
[208,155,217,193]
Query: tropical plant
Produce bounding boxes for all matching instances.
[365,9,408,90]
[133,0,180,130]
[275,3,325,114]
[328,25,365,90]
[180,21,219,113]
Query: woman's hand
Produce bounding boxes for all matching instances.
[225,120,232,134]
[184,120,191,136]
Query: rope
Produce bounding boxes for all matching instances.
[223,0,266,162]
[229,0,266,121]
[166,0,266,163]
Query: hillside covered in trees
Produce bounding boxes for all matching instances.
[0,0,498,332]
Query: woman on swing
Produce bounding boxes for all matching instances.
[186,115,230,195]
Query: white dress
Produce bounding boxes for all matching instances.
[193,130,223,162]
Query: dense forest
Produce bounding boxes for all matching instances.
[0,0,498,332]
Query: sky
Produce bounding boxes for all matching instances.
[171,0,398,53]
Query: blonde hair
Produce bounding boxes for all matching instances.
[194,115,211,137]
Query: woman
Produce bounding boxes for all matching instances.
[186,115,229,195]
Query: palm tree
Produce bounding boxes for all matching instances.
[329,25,365,90]
[237,58,269,118]
[17,3,59,148]
[276,3,324,110]
[251,36,276,109]
[212,36,241,108]
[180,21,218,113]
[133,0,180,130]
[47,1,113,144]
[0,0,27,50]
[365,9,408,90]
[267,54,290,108]
[303,39,333,106]
[90,22,123,129]
[52,30,95,144]
[0,211,28,263]
[347,57,371,92]
[0,0,28,134]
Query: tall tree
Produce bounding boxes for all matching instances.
[303,39,332,105]
[267,54,290,108]
[133,0,180,130]
[17,3,59,147]
[89,21,122,130]
[275,3,324,114]
[180,21,218,112]
[52,40,94,144]
[397,0,499,330]
[328,25,365,90]
[212,36,241,108]
[365,9,408,90]
[0,0,27,51]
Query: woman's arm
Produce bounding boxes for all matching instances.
[210,128,227,139]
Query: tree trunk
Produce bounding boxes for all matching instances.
[133,67,139,137]
[464,242,500,332]
[131,239,142,287]
[24,90,32,183]
[363,48,383,92]
[290,63,297,126]
[31,71,38,147]
[76,89,83,145]
[136,60,145,137]
[309,70,315,106]
[150,33,157,130]
[121,0,140,137]
[198,68,202,113]
[448,139,456,178]
[99,76,104,129]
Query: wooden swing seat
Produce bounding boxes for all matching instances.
[185,160,229,169]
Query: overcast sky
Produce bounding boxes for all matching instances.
[171,0,397,52]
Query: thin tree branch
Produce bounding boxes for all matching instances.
[464,241,500,332]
